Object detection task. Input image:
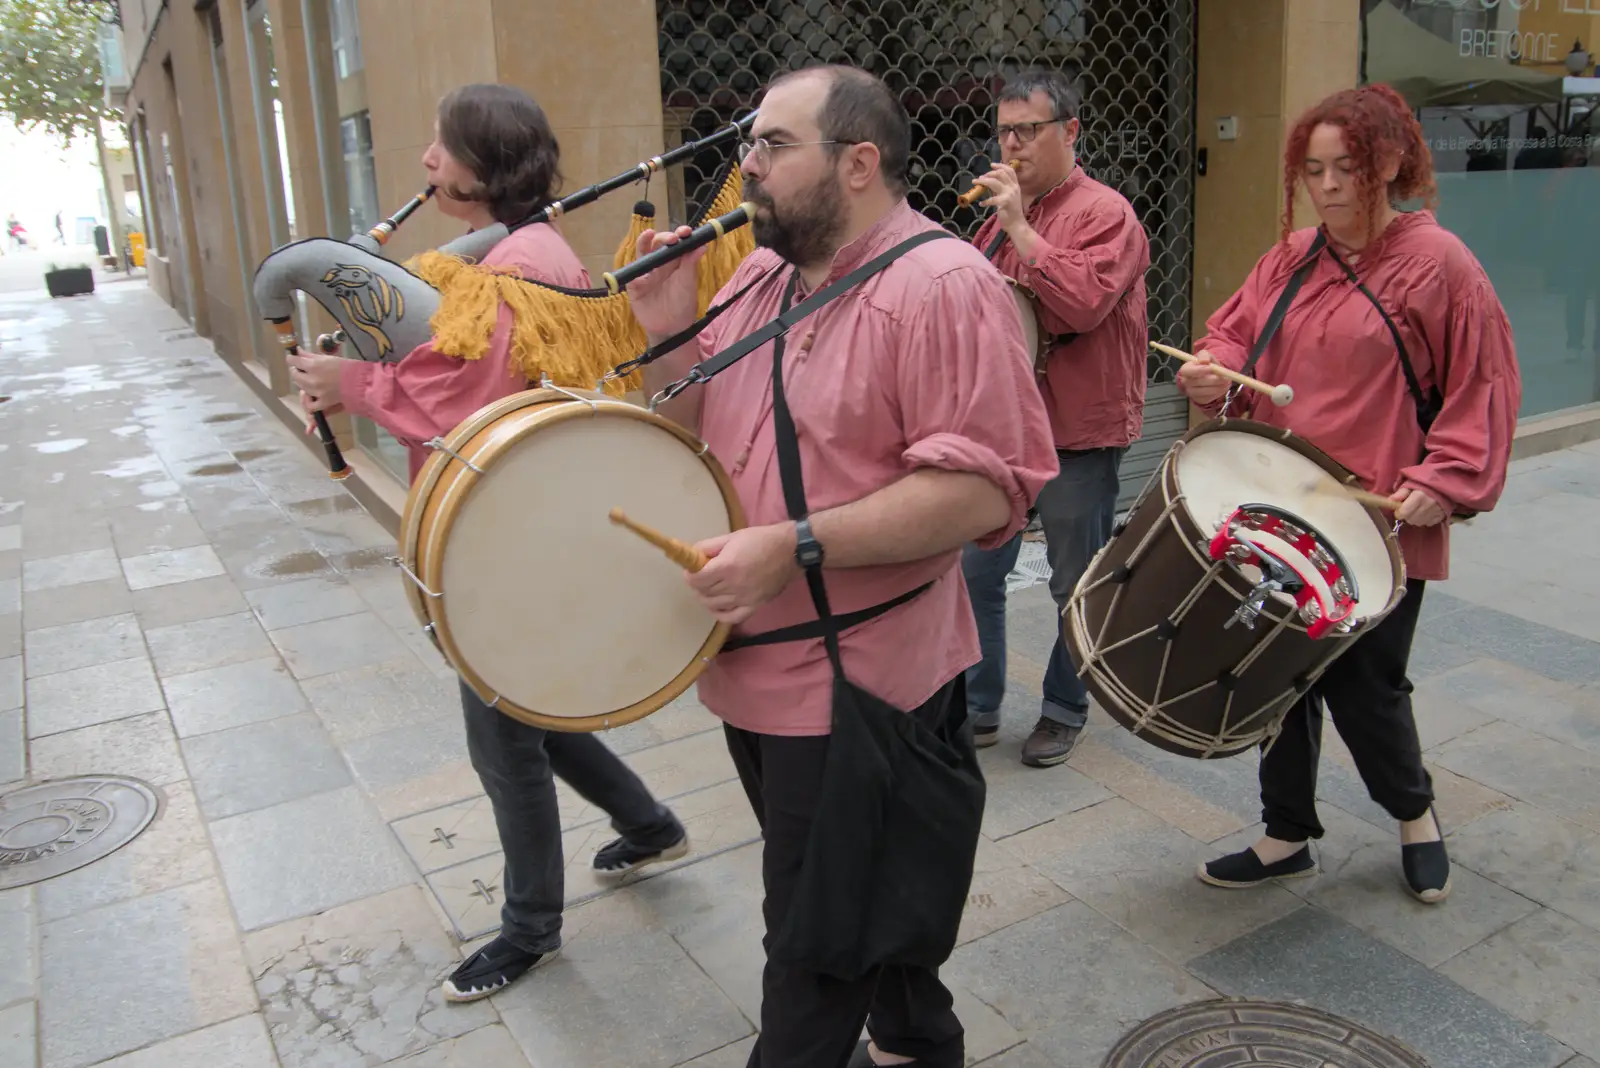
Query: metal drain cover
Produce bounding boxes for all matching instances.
[1103,999,1430,1067]
[0,777,160,889]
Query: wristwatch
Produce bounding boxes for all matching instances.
[794,517,825,569]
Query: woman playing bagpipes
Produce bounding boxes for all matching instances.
[287,82,691,1002]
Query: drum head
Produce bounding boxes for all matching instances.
[1174,428,1397,619]
[436,405,737,725]
[1008,283,1040,356]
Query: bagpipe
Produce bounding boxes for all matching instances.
[251,114,759,478]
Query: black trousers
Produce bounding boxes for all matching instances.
[725,676,969,1068]
[460,682,682,953]
[1260,577,1435,841]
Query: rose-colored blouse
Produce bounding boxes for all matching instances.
[1192,211,1522,580]
[340,222,587,483]
[973,167,1151,451]
[692,200,1059,735]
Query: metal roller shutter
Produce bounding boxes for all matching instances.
[656,0,1197,511]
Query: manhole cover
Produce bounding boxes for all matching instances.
[1103,999,1430,1067]
[0,777,160,889]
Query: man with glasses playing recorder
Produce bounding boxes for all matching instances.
[959,69,1152,768]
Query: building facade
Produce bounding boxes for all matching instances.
[114,0,1388,526]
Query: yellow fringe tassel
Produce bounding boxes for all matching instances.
[693,167,757,315]
[609,168,756,313]
[408,253,645,394]
[405,164,758,391]
[613,205,654,270]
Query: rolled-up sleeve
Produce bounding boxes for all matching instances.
[896,266,1059,548]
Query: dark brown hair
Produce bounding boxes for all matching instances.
[1282,83,1438,244]
[436,83,562,226]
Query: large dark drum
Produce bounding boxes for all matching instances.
[1064,418,1407,759]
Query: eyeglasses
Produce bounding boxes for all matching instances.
[994,118,1066,144]
[736,137,859,171]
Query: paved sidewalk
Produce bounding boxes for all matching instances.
[2,281,1598,1068]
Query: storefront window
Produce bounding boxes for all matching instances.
[340,110,379,234]
[1363,0,1599,419]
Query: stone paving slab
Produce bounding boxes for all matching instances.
[4,281,1600,1068]
[1189,907,1573,1068]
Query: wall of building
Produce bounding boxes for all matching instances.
[1191,0,1361,337]
[359,0,666,278]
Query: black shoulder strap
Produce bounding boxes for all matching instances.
[685,229,952,388]
[1240,231,1327,380]
[717,235,949,658]
[1322,244,1442,434]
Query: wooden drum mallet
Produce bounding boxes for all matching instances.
[609,508,709,572]
[1150,340,1295,408]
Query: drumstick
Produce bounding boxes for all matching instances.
[1300,480,1473,525]
[1340,486,1402,511]
[608,508,708,572]
[1150,341,1294,407]
[957,160,1021,207]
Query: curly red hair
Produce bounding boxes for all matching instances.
[1281,83,1438,244]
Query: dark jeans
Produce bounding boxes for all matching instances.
[1260,578,1435,841]
[961,446,1125,729]
[460,682,683,953]
[724,676,970,1068]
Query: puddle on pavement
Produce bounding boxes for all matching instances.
[31,438,88,454]
[202,412,252,424]
[285,496,363,518]
[232,448,279,463]
[139,481,182,498]
[189,462,244,477]
[112,425,144,437]
[329,547,394,572]
[254,551,334,579]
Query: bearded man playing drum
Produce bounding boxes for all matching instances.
[1178,84,1521,904]
[959,69,1152,767]
[629,67,1057,1068]
[286,83,689,1001]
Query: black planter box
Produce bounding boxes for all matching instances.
[45,267,95,298]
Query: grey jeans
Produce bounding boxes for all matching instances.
[460,681,683,953]
[961,446,1125,729]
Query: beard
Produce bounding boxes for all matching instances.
[747,171,848,269]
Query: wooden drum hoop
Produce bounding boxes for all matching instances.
[398,386,746,732]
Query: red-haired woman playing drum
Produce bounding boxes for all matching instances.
[1178,84,1522,904]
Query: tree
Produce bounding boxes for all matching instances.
[0,0,127,264]
[0,0,114,144]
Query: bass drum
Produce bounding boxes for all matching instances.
[1064,418,1406,758]
[398,386,745,732]
[1005,278,1047,376]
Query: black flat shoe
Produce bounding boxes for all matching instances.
[1401,808,1451,903]
[1198,843,1317,888]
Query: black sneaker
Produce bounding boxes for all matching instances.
[592,829,690,882]
[1198,844,1317,888]
[973,723,1000,748]
[441,935,557,1002]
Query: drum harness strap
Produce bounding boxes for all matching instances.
[1236,229,1443,450]
[626,228,957,651]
